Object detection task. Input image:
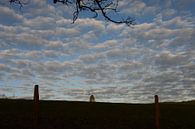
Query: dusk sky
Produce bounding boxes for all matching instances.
[0,0,195,103]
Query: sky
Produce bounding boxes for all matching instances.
[0,0,195,103]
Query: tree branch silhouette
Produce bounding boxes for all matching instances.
[9,0,28,9]
[9,0,136,26]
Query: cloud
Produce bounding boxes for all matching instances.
[0,6,24,24]
[93,40,118,49]
[23,16,56,29]
[55,27,80,36]
[106,23,125,31]
[162,16,195,27]
[119,0,157,16]
[75,18,105,32]
[162,8,176,17]
[79,53,105,64]
[0,0,195,103]
[154,50,188,66]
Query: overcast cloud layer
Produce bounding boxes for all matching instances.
[0,0,195,103]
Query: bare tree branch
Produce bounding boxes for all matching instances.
[9,0,28,9]
[9,0,136,26]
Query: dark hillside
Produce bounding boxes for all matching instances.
[0,99,194,129]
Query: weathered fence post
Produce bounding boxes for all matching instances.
[34,85,39,129]
[89,95,95,102]
[154,95,160,129]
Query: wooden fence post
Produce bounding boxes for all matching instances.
[34,85,39,129]
[89,95,95,102]
[154,95,160,129]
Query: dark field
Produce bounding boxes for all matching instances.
[0,99,195,129]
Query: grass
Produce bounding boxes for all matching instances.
[0,99,195,129]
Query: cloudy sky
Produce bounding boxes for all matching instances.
[0,0,195,103]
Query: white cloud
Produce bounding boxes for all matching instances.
[93,40,118,49]
[55,27,80,36]
[162,16,195,28]
[75,18,105,32]
[0,0,195,103]
[119,0,157,16]
[0,6,24,24]
[23,16,56,29]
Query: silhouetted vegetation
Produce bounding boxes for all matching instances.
[0,99,195,129]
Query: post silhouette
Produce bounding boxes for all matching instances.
[154,95,160,129]
[89,95,95,102]
[34,85,39,129]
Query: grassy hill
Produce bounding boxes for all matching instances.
[0,99,195,129]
